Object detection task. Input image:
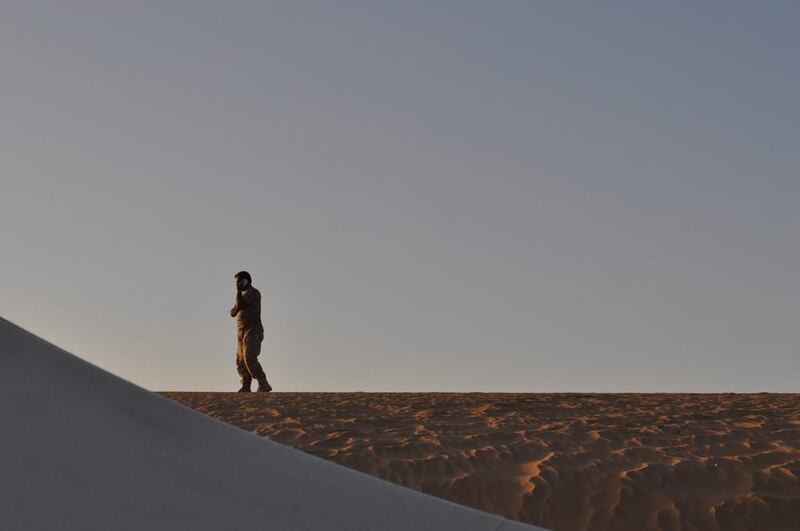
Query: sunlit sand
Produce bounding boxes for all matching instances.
[164,392,800,531]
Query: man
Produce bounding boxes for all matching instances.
[230,271,272,392]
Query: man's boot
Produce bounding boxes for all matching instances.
[256,378,272,393]
[238,380,252,393]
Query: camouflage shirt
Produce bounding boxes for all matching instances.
[232,287,262,334]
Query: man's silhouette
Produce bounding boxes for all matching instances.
[230,271,271,392]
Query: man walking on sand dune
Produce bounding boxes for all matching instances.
[230,270,272,393]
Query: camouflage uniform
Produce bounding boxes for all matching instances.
[231,287,269,388]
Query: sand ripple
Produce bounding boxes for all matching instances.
[161,393,800,531]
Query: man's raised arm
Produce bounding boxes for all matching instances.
[230,291,246,317]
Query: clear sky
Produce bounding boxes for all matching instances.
[2,2,798,392]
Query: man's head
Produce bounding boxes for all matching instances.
[235,271,252,291]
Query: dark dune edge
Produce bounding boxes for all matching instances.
[160,392,800,531]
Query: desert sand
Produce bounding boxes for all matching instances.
[162,392,800,531]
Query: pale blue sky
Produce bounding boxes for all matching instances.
[2,2,798,391]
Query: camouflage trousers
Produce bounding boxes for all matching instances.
[236,327,268,385]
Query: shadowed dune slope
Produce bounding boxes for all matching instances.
[0,318,540,531]
[162,392,800,531]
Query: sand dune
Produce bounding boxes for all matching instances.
[162,392,800,531]
[1,319,538,531]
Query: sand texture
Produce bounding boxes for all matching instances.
[161,392,800,531]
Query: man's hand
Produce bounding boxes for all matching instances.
[230,307,237,317]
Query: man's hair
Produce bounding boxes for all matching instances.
[235,271,252,283]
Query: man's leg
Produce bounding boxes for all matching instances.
[243,329,271,392]
[236,336,252,392]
